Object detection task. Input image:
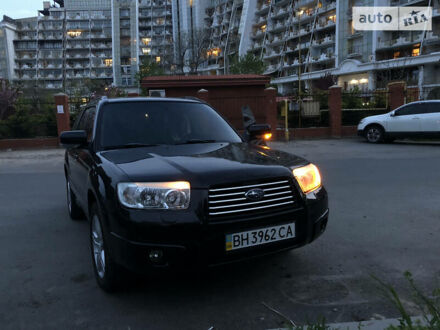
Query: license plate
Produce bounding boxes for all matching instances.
[225,223,295,251]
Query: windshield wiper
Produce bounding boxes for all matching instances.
[174,139,219,145]
[103,143,161,151]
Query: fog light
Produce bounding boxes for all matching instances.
[149,249,163,262]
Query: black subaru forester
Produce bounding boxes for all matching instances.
[61,97,328,292]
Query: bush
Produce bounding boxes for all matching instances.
[0,100,57,139]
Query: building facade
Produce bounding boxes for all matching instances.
[2,0,440,98]
[1,0,180,91]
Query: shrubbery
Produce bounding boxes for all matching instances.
[0,99,57,139]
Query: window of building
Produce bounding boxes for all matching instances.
[156,56,161,63]
[104,59,113,67]
[142,48,151,55]
[120,9,130,18]
[412,47,420,57]
[393,51,400,59]
[67,30,82,38]
[142,37,151,46]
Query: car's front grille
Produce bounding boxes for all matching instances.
[208,179,296,217]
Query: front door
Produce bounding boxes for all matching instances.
[386,103,423,135]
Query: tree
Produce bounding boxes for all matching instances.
[136,58,165,85]
[230,53,267,75]
[0,80,20,120]
[173,31,191,75]
[188,28,210,74]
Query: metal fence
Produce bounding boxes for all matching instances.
[341,90,390,126]
[278,92,330,129]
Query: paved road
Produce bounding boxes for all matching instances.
[1,139,439,329]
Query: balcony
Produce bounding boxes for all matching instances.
[317,19,336,30]
[256,3,270,14]
[272,7,289,19]
[269,21,284,32]
[91,33,111,39]
[67,13,90,20]
[313,35,335,47]
[264,64,280,73]
[311,52,335,63]
[377,34,423,49]
[21,74,37,80]
[20,24,37,31]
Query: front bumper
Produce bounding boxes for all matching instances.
[106,187,329,273]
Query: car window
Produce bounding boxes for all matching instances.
[78,107,96,141]
[97,101,242,149]
[426,102,440,114]
[73,110,85,130]
[395,104,423,116]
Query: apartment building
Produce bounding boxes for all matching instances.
[200,0,440,97]
[249,0,440,97]
[1,0,181,90]
[3,0,440,97]
[203,0,246,74]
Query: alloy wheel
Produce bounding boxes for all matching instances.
[92,215,106,279]
[67,181,72,213]
[367,127,382,143]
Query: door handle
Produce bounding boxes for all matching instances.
[412,117,420,120]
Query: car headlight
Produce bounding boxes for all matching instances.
[359,118,365,124]
[292,164,322,194]
[117,181,190,210]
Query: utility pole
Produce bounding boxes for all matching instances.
[297,10,303,128]
[189,0,194,74]
[284,99,290,142]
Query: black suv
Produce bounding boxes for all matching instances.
[61,97,328,291]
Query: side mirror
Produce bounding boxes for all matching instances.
[247,124,272,142]
[390,111,396,117]
[60,130,87,146]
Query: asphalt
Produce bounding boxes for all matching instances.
[0,139,439,329]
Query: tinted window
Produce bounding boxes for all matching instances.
[395,104,423,116]
[78,107,96,141]
[426,102,440,114]
[73,110,84,130]
[97,101,242,149]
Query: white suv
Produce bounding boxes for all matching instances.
[357,101,440,143]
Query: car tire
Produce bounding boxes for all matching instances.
[365,125,384,143]
[66,177,84,220]
[90,203,122,292]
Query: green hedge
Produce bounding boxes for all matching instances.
[0,101,57,139]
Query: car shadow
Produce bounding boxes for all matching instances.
[114,249,300,297]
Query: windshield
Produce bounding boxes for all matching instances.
[97,101,242,149]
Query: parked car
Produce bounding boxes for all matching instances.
[60,97,329,292]
[358,100,440,143]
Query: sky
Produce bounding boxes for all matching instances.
[0,0,42,20]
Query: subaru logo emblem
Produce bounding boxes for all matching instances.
[245,188,265,201]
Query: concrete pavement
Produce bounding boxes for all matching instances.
[0,139,439,329]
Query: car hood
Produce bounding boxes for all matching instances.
[98,142,308,188]
[364,113,389,122]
